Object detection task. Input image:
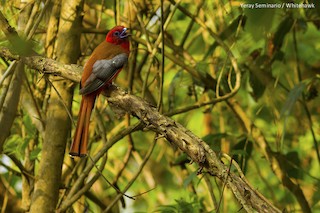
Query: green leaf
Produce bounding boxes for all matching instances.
[284,151,302,179]
[249,70,266,100]
[202,133,229,152]
[280,82,306,118]
[272,15,294,51]
[3,135,22,154]
[23,114,36,136]
[29,147,41,160]
[279,81,310,151]
[3,134,25,158]
[203,14,247,60]
[312,181,320,206]
[304,0,320,29]
[171,153,189,166]
[244,0,276,41]
[156,195,205,213]
[183,171,197,188]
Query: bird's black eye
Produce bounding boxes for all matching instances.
[113,31,120,36]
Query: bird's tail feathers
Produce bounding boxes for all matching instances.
[69,96,95,157]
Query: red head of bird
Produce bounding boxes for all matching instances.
[106,26,130,52]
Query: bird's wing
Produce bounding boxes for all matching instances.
[80,53,128,95]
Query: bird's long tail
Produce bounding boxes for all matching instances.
[69,95,96,157]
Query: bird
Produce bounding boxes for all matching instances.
[69,26,130,157]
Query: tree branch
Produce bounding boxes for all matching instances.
[103,85,281,213]
[0,47,281,212]
[0,47,81,82]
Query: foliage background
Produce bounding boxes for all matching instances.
[0,0,319,212]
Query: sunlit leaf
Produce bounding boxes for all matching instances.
[29,147,41,160]
[23,114,36,136]
[3,134,24,158]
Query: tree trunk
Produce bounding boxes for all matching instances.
[29,0,83,212]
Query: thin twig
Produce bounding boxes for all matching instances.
[44,76,75,126]
[89,155,135,199]
[157,0,165,111]
[58,123,142,212]
[102,135,157,212]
